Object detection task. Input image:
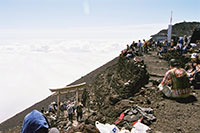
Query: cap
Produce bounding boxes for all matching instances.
[191,53,198,59]
[169,59,179,67]
[49,128,60,133]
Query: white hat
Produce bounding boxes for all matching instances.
[191,53,198,59]
[49,128,60,133]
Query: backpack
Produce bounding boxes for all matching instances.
[194,71,200,88]
[67,106,74,114]
[77,105,83,113]
[171,69,190,89]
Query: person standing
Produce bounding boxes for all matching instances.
[138,40,143,56]
[67,104,74,122]
[143,39,148,54]
[76,102,83,122]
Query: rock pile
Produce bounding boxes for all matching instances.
[82,57,150,126]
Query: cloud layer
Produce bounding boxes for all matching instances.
[0,39,131,123]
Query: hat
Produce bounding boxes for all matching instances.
[49,128,60,133]
[169,59,179,67]
[51,102,56,105]
[191,53,198,59]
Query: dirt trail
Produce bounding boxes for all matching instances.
[140,51,200,133]
[142,51,168,79]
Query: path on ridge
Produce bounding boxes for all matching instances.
[141,51,168,81]
[140,51,200,133]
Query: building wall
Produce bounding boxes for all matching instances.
[152,36,167,42]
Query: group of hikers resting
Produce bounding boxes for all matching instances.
[159,57,199,99]
[121,36,200,99]
[121,35,198,59]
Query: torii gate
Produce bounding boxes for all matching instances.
[49,82,86,116]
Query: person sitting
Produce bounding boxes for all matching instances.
[158,59,191,98]
[189,53,200,89]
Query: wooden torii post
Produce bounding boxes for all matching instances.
[49,82,86,116]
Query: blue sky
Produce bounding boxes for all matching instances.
[0,0,199,35]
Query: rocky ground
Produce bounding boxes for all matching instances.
[62,51,200,133]
[1,51,200,133]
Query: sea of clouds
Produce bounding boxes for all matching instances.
[0,39,131,123]
[0,22,167,123]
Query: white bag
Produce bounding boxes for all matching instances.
[131,121,150,133]
[119,129,130,133]
[158,84,172,97]
[95,121,120,133]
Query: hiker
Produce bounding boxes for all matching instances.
[191,53,200,67]
[126,44,130,51]
[158,59,191,98]
[120,48,127,57]
[176,39,183,55]
[49,104,54,114]
[67,104,74,122]
[188,53,200,89]
[60,102,65,116]
[130,41,135,50]
[138,40,143,56]
[157,47,163,57]
[21,110,60,133]
[143,39,148,53]
[126,49,134,59]
[183,35,188,45]
[162,40,168,53]
[41,107,45,114]
[76,102,83,122]
[186,53,198,72]
[52,102,58,112]
[151,41,156,51]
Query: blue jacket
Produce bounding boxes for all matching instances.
[21,110,49,133]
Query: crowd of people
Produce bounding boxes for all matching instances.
[121,35,199,60]
[47,100,84,123]
[158,54,200,99]
[21,99,84,133]
[121,36,200,99]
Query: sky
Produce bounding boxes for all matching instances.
[0,0,199,123]
[0,0,199,40]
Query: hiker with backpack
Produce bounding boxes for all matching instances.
[67,103,74,122]
[158,59,191,98]
[76,102,83,122]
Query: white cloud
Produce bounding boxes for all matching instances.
[0,39,131,123]
[0,23,167,40]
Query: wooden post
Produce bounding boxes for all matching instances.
[76,88,79,104]
[57,91,60,117]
